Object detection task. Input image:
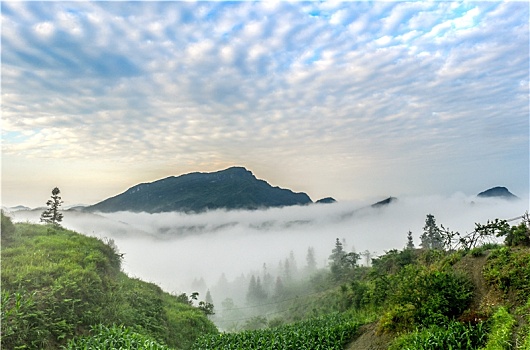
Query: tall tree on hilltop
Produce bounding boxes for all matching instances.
[406,230,415,250]
[420,214,443,249]
[40,187,64,226]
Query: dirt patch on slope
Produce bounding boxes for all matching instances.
[453,252,503,314]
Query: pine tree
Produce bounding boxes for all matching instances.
[406,230,415,250]
[420,214,442,249]
[329,238,347,279]
[329,238,345,266]
[205,290,213,304]
[40,187,64,226]
[306,246,317,273]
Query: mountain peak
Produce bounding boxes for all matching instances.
[477,186,518,200]
[86,167,313,213]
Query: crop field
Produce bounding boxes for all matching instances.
[192,313,359,350]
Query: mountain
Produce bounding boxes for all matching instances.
[2,205,32,212]
[477,186,518,200]
[316,197,337,204]
[86,166,313,213]
[371,196,397,208]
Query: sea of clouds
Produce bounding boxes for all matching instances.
[9,194,528,295]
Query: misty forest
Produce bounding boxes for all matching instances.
[2,181,530,350]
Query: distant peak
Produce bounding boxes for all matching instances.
[371,197,397,208]
[316,197,336,204]
[477,186,518,200]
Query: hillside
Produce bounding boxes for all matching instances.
[86,166,313,213]
[3,209,529,350]
[192,213,530,350]
[0,212,217,349]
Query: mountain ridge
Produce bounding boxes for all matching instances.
[86,166,314,213]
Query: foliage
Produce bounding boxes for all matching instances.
[420,214,443,249]
[480,306,515,350]
[1,210,16,245]
[63,324,172,350]
[389,321,488,350]
[328,238,360,281]
[378,264,473,332]
[1,222,216,349]
[483,246,530,302]
[192,313,358,350]
[40,187,64,226]
[500,213,530,247]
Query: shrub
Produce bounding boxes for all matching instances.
[1,211,16,245]
[483,247,530,301]
[379,265,473,332]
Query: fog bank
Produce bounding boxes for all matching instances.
[9,194,528,295]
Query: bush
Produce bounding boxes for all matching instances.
[1,211,16,245]
[378,265,473,332]
[483,247,530,302]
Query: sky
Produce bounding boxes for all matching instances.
[1,1,529,208]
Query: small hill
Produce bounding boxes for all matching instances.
[316,197,337,204]
[86,166,313,213]
[477,186,518,200]
[0,212,217,349]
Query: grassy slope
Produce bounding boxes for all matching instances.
[1,216,217,350]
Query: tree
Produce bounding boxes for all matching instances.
[306,246,317,273]
[406,231,415,250]
[199,290,215,316]
[40,187,64,226]
[329,238,346,267]
[420,214,442,249]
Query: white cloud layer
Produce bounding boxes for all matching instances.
[1,1,528,207]
[9,195,528,294]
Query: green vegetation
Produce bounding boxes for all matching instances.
[480,307,515,350]
[192,313,358,350]
[0,212,216,350]
[3,208,530,350]
[40,187,64,226]
[389,321,488,350]
[64,324,172,350]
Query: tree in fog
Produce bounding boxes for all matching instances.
[360,250,373,267]
[420,214,443,249]
[329,238,346,267]
[283,259,292,282]
[288,250,298,275]
[40,187,64,226]
[306,246,317,273]
[262,263,274,295]
[246,275,267,305]
[274,276,285,297]
[205,290,213,304]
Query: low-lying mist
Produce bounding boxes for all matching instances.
[10,194,528,300]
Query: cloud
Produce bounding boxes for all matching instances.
[1,1,528,206]
[9,195,528,295]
